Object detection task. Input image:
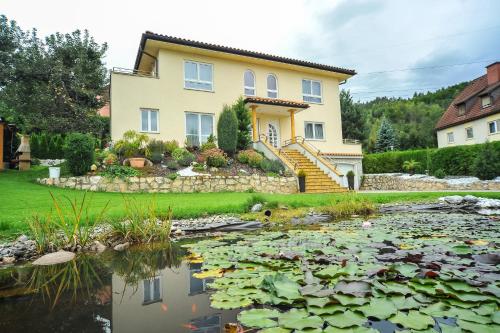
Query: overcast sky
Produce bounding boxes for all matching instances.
[2,0,500,102]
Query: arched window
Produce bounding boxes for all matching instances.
[267,74,278,98]
[244,70,255,96]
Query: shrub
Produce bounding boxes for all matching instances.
[103,153,118,165]
[114,130,149,158]
[63,133,95,176]
[232,97,252,150]
[166,160,179,170]
[193,163,206,172]
[201,141,217,152]
[172,148,195,166]
[101,165,140,179]
[217,105,238,155]
[237,149,253,164]
[200,148,228,167]
[167,173,177,181]
[146,139,165,164]
[472,141,500,180]
[363,149,429,174]
[30,133,65,159]
[164,140,179,155]
[248,152,264,168]
[260,158,284,174]
[433,169,446,179]
[402,159,422,175]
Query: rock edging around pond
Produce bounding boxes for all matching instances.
[361,173,500,191]
[37,175,298,194]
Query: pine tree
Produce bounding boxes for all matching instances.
[232,97,252,150]
[340,90,365,141]
[375,117,398,152]
[472,141,500,180]
[217,105,238,155]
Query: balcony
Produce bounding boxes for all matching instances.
[111,67,158,78]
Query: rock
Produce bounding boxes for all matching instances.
[209,167,218,172]
[17,234,29,242]
[2,256,16,264]
[174,228,184,236]
[33,251,75,266]
[93,241,107,253]
[475,198,500,209]
[463,195,479,203]
[251,203,263,212]
[439,195,464,205]
[239,169,249,174]
[113,242,130,251]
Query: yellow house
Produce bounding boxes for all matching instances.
[110,32,363,191]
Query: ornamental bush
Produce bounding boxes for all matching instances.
[30,132,65,159]
[164,140,179,155]
[63,133,95,176]
[248,152,264,168]
[472,141,500,180]
[260,158,284,174]
[217,105,238,155]
[172,148,195,166]
[200,148,228,167]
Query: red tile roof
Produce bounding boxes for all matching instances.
[435,75,500,130]
[135,32,356,76]
[244,97,310,109]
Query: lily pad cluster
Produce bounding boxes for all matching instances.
[185,213,500,332]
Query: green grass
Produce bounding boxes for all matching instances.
[1,166,499,239]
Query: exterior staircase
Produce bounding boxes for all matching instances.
[280,148,347,193]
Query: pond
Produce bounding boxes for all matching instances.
[0,212,498,333]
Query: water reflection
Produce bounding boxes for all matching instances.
[0,242,238,332]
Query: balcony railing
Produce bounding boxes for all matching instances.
[111,67,158,78]
[342,139,361,145]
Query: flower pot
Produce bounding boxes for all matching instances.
[129,157,146,168]
[298,176,306,193]
[49,166,61,179]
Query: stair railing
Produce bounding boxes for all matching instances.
[258,134,298,173]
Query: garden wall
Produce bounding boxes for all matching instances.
[37,175,298,194]
[361,173,500,191]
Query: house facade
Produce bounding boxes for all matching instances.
[436,62,500,148]
[110,32,363,190]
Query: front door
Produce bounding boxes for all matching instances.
[268,122,280,148]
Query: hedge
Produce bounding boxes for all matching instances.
[30,133,65,159]
[363,141,500,176]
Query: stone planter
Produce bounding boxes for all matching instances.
[129,157,146,168]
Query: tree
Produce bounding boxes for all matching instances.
[340,90,365,141]
[232,97,252,150]
[375,117,397,152]
[472,141,500,180]
[217,105,238,155]
[0,15,108,135]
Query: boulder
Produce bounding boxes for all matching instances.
[251,203,263,212]
[33,251,75,266]
[2,256,16,264]
[92,241,107,253]
[463,195,479,203]
[17,234,29,242]
[113,242,130,251]
[439,195,463,205]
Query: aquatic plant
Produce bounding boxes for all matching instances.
[186,213,500,332]
[321,194,376,219]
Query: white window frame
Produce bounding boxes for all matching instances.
[481,95,492,108]
[142,276,162,305]
[244,70,256,96]
[304,121,325,140]
[302,79,323,103]
[457,104,466,116]
[184,60,214,92]
[488,119,499,135]
[185,112,214,146]
[447,132,455,144]
[267,74,278,98]
[465,127,474,140]
[140,108,159,133]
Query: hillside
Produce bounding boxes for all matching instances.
[353,81,469,152]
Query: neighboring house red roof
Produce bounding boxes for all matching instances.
[97,102,110,117]
[134,32,356,76]
[435,65,500,131]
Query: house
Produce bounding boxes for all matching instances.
[436,62,500,147]
[110,32,363,191]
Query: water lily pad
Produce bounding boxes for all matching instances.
[278,308,324,330]
[357,297,397,319]
[439,323,462,333]
[458,319,500,333]
[392,263,419,278]
[238,308,280,328]
[390,310,434,330]
[308,303,346,316]
[192,269,223,279]
[324,310,365,328]
[261,274,302,301]
[450,245,472,255]
[258,328,291,333]
[323,327,378,333]
[446,307,492,324]
[333,294,369,306]
[334,281,371,297]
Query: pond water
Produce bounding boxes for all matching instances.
[0,212,499,333]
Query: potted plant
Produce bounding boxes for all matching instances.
[114,130,149,168]
[297,169,306,193]
[346,170,355,190]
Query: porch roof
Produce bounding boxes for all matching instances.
[244,97,309,113]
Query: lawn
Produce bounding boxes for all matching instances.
[1,166,499,239]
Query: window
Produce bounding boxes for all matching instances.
[457,104,466,116]
[186,113,214,146]
[267,74,278,98]
[184,61,213,91]
[302,79,322,103]
[466,127,474,139]
[244,70,255,96]
[143,277,161,305]
[482,95,492,108]
[140,108,159,133]
[447,132,454,144]
[304,122,324,140]
[489,119,499,134]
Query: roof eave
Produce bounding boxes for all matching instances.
[435,108,500,131]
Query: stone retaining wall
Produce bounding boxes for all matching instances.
[37,175,298,194]
[361,173,500,191]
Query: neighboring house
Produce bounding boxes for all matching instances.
[110,32,363,190]
[436,62,500,147]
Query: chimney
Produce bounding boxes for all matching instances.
[486,62,500,85]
